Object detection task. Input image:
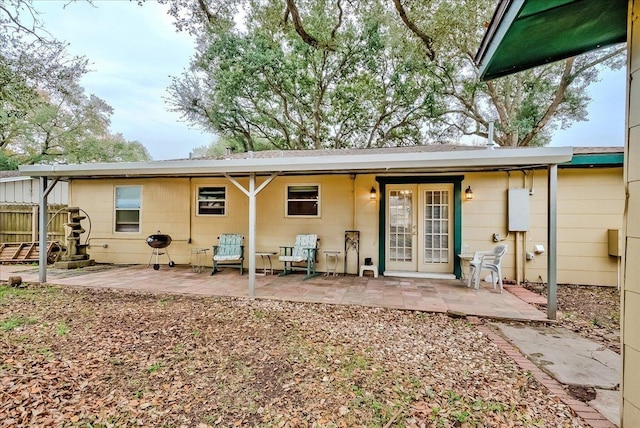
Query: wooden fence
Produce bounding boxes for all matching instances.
[0,204,67,243]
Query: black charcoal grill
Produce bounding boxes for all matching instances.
[146,231,175,270]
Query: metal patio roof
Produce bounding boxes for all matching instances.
[476,0,627,81]
[18,146,574,179]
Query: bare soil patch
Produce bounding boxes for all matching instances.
[524,283,620,354]
[0,283,586,427]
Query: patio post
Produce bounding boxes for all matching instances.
[248,173,256,297]
[38,176,48,283]
[225,172,278,298]
[547,164,558,320]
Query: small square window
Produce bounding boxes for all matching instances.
[198,186,226,215]
[115,186,141,232]
[286,185,319,217]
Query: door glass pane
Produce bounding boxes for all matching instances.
[389,190,413,262]
[423,190,449,264]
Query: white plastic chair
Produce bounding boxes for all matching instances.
[467,244,508,293]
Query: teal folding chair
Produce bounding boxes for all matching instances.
[278,234,320,280]
[211,234,244,275]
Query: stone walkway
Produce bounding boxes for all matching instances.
[0,263,550,322]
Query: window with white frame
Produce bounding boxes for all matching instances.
[115,186,141,232]
[198,186,226,215]
[286,184,320,217]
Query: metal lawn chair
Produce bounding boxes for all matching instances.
[211,234,244,275]
[278,234,320,280]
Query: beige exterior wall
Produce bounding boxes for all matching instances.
[461,167,623,287]
[623,0,640,424]
[69,166,622,286]
[70,174,380,274]
[70,178,193,265]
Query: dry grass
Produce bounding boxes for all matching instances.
[0,283,587,427]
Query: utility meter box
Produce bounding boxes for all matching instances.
[508,188,530,232]
[608,229,622,257]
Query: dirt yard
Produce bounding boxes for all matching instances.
[0,283,587,427]
[525,282,621,354]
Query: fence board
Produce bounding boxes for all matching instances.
[0,204,67,243]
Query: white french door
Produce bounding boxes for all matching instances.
[386,184,453,273]
[386,186,417,271]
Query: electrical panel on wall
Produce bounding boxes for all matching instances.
[508,188,530,231]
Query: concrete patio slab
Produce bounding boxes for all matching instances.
[492,323,620,389]
[0,263,550,322]
[492,322,621,426]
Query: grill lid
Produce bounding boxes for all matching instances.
[146,232,172,249]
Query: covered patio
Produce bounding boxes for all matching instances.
[20,146,573,321]
[0,263,549,322]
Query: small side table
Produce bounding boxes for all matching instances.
[256,251,277,275]
[458,253,474,279]
[359,264,378,278]
[323,250,341,277]
[190,248,209,273]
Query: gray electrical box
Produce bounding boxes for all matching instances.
[508,188,530,231]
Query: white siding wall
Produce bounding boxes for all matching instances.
[0,178,68,205]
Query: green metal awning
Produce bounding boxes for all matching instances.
[476,0,627,81]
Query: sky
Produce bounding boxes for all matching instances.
[33,1,626,161]
[35,0,213,160]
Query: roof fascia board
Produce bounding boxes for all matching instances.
[476,0,524,79]
[563,153,624,167]
[18,147,573,178]
[0,176,33,183]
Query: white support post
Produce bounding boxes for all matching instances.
[38,177,48,283]
[224,172,278,297]
[547,164,558,320]
[248,173,256,297]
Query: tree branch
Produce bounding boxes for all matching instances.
[196,0,215,23]
[0,2,43,41]
[330,0,343,41]
[519,57,575,146]
[392,0,435,61]
[570,46,626,78]
[285,0,320,49]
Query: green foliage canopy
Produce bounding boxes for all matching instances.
[163,0,625,150]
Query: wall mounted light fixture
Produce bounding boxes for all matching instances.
[465,186,475,200]
[370,186,377,200]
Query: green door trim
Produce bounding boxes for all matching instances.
[376,176,464,278]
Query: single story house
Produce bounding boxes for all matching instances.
[19,145,622,299]
[475,0,634,424]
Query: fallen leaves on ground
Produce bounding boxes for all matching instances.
[1,284,585,427]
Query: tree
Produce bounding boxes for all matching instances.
[167,0,445,151]
[15,82,151,164]
[161,0,625,149]
[396,0,625,146]
[0,0,151,165]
